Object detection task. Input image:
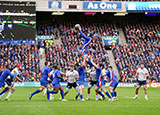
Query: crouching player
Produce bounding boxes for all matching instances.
[64,64,79,97]
[47,65,67,101]
[103,65,119,101]
[29,61,51,100]
[88,58,112,101]
[86,67,99,101]
[75,62,86,101]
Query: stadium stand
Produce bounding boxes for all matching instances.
[0,40,40,82]
[113,23,160,83]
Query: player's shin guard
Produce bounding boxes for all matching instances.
[60,90,64,99]
[97,91,105,98]
[105,91,112,99]
[31,89,41,96]
[0,89,7,97]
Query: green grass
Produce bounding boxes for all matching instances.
[0,87,159,115]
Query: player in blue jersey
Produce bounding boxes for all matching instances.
[88,57,112,101]
[0,65,16,99]
[103,65,119,101]
[76,25,92,60]
[29,61,51,100]
[47,64,67,101]
[4,64,23,101]
[75,62,86,101]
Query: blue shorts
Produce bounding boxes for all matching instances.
[52,82,60,88]
[109,80,118,88]
[137,80,147,86]
[96,81,105,87]
[0,81,5,88]
[40,79,49,87]
[78,81,84,86]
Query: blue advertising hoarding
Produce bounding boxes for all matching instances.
[48,1,61,9]
[83,2,122,10]
[126,2,160,11]
[13,82,138,87]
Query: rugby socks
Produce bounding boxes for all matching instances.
[31,89,41,96]
[111,92,115,98]
[44,88,47,96]
[106,91,112,98]
[0,89,7,96]
[96,95,98,100]
[145,94,147,98]
[75,91,80,100]
[98,91,105,98]
[60,90,64,99]
[87,94,90,98]
[6,91,13,99]
[80,95,83,100]
[114,91,117,97]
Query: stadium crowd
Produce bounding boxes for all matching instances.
[0,40,40,82]
[113,23,160,83]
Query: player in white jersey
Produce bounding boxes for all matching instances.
[133,63,149,100]
[86,67,100,100]
[64,64,79,97]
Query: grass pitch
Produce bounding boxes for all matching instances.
[0,87,159,115]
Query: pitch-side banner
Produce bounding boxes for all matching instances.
[48,1,61,9]
[126,2,160,11]
[83,2,122,10]
[149,83,160,88]
[13,82,140,87]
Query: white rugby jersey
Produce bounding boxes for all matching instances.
[66,70,78,83]
[8,67,19,79]
[137,68,148,81]
[90,71,97,81]
[11,67,19,75]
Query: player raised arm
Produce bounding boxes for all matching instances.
[89,56,98,69]
[79,30,91,41]
[56,71,66,81]
[77,25,91,41]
